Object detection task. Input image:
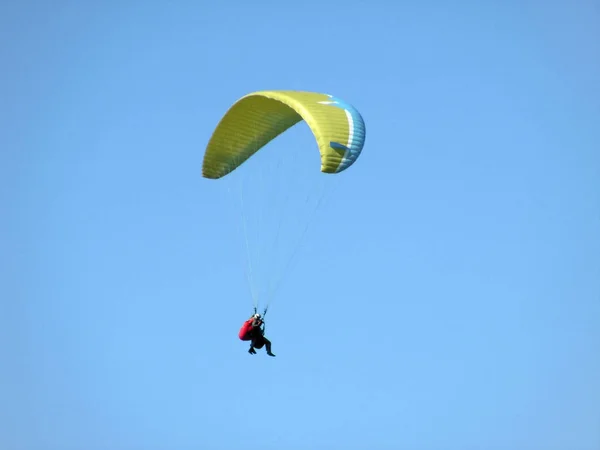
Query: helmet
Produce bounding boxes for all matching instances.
[253,313,262,319]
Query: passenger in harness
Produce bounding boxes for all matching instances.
[238,313,275,357]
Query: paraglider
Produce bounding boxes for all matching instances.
[238,313,275,356]
[202,90,366,179]
[202,90,366,356]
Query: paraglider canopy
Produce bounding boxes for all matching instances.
[202,90,366,179]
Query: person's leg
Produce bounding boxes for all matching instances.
[263,337,275,356]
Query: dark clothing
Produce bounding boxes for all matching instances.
[238,318,275,356]
[251,334,272,351]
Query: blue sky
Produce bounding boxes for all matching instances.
[2,1,599,449]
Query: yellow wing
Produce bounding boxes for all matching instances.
[202,90,366,179]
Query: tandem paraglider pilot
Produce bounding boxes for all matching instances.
[238,314,275,357]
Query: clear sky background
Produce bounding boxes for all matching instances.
[2,1,599,449]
